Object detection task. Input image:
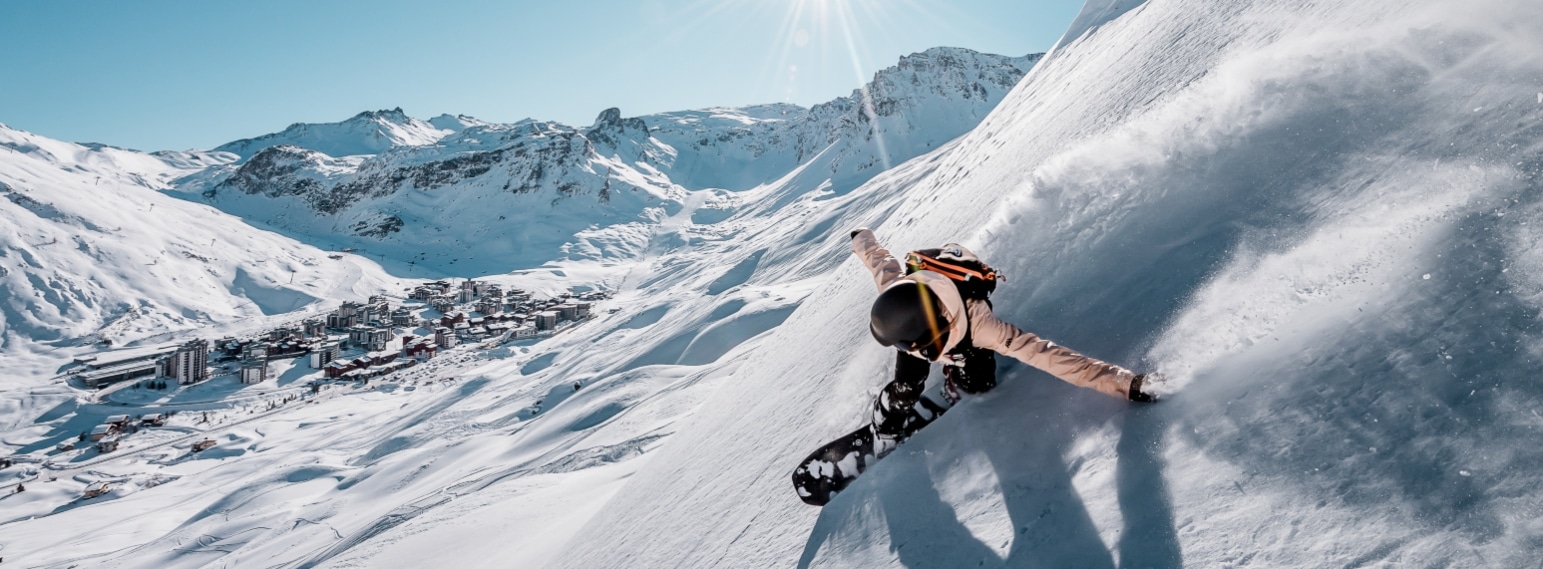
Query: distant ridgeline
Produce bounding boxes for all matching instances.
[179,47,1042,274]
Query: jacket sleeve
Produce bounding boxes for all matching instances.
[967,300,1135,399]
[851,229,904,291]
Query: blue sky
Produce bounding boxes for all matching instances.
[0,0,1082,151]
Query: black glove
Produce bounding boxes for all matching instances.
[1128,374,1158,403]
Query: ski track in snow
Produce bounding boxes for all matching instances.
[4,0,1543,567]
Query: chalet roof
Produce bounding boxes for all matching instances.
[77,359,160,382]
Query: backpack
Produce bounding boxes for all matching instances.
[903,244,1001,301]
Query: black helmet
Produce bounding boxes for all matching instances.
[869,280,949,356]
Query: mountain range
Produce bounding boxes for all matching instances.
[182,47,1041,275]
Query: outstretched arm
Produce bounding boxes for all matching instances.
[850,228,904,291]
[967,300,1137,400]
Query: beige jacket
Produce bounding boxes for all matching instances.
[852,229,1136,399]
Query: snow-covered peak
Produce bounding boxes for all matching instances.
[427,113,488,132]
[585,107,652,149]
[643,48,1040,192]
[0,123,235,182]
[842,47,1042,128]
[214,107,452,160]
[897,46,1039,77]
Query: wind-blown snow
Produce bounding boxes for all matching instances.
[4,1,1543,566]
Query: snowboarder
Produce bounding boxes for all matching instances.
[792,228,1157,506]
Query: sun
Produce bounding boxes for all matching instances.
[770,0,907,167]
[655,0,952,167]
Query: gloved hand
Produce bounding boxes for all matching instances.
[1128,374,1159,403]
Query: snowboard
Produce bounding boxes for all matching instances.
[793,364,960,506]
[791,424,898,506]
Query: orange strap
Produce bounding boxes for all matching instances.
[906,252,997,283]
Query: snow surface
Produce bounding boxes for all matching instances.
[4,0,1543,566]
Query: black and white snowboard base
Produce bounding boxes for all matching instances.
[793,376,958,506]
[791,424,899,506]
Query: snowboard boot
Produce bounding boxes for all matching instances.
[870,388,947,449]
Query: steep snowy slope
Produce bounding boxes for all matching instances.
[0,124,405,436]
[179,48,1039,276]
[547,0,1543,567]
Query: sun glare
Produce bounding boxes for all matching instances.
[766,0,905,167]
[651,0,970,168]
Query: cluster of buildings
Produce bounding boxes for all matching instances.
[70,281,611,391]
[217,325,327,385]
[74,339,209,389]
[410,280,601,346]
[63,412,168,454]
[206,293,415,383]
[324,295,406,329]
[322,349,418,380]
[410,279,529,314]
[429,299,593,346]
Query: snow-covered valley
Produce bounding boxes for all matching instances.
[4,0,1543,567]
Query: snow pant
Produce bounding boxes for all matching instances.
[870,346,997,441]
